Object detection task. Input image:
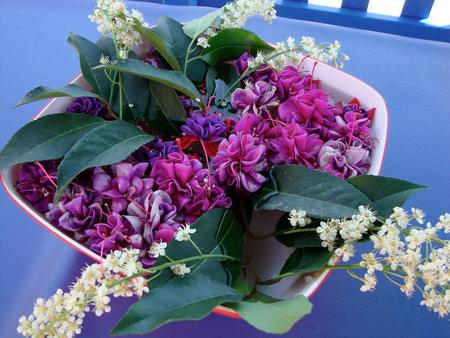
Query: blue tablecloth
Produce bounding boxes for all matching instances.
[1,1,449,337]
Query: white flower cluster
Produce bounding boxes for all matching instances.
[266,36,348,70]
[197,0,276,48]
[175,223,197,242]
[334,207,450,318]
[288,209,312,227]
[88,0,147,59]
[316,205,375,252]
[17,249,148,338]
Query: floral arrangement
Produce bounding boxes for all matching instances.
[0,0,448,337]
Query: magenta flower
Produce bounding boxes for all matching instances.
[125,190,180,266]
[318,139,371,179]
[265,123,323,168]
[276,66,312,101]
[85,213,133,255]
[181,112,226,143]
[234,113,270,138]
[332,110,372,146]
[278,89,337,136]
[231,81,278,116]
[66,97,105,117]
[183,172,232,223]
[16,161,57,213]
[46,186,102,236]
[151,152,206,209]
[93,163,154,213]
[213,133,267,193]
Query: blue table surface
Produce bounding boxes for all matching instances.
[0,1,449,337]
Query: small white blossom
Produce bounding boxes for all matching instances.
[99,54,110,65]
[334,243,355,262]
[288,209,311,227]
[171,263,191,277]
[436,213,450,233]
[360,273,377,292]
[357,205,377,225]
[391,207,409,228]
[411,208,425,224]
[317,220,338,251]
[148,241,167,258]
[286,36,296,51]
[360,253,383,274]
[175,224,196,242]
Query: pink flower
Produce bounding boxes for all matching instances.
[213,133,267,193]
[231,81,278,116]
[150,152,206,209]
[278,89,337,136]
[265,123,323,168]
[276,66,313,101]
[93,162,154,213]
[318,139,371,179]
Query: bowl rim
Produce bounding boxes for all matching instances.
[0,60,389,320]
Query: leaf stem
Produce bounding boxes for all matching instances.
[118,73,123,120]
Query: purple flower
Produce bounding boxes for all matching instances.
[16,161,57,213]
[231,81,278,116]
[318,139,371,179]
[278,89,337,136]
[181,113,226,142]
[151,152,206,210]
[134,138,180,165]
[125,190,180,266]
[234,52,277,83]
[178,94,201,115]
[143,47,165,68]
[93,162,154,213]
[265,123,323,168]
[183,172,232,223]
[213,133,267,193]
[85,213,133,255]
[276,66,312,102]
[66,97,105,117]
[46,186,102,237]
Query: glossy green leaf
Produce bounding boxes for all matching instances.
[15,84,102,107]
[55,120,153,200]
[111,273,241,336]
[281,247,334,275]
[256,165,372,219]
[67,34,111,99]
[0,114,106,170]
[158,208,243,285]
[183,8,223,38]
[134,19,181,70]
[145,81,186,134]
[96,59,204,107]
[348,175,426,217]
[226,293,312,334]
[201,28,274,66]
[152,17,206,83]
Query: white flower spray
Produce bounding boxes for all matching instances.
[88,0,147,59]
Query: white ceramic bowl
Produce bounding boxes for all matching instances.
[0,58,388,318]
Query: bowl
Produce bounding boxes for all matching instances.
[0,57,388,318]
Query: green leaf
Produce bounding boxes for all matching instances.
[145,81,186,134]
[347,175,426,218]
[201,28,274,66]
[226,293,312,334]
[15,84,102,107]
[213,79,229,103]
[152,17,206,83]
[281,247,334,275]
[0,114,106,170]
[183,8,223,38]
[55,120,153,200]
[158,208,243,285]
[206,67,218,96]
[96,59,204,107]
[111,273,241,336]
[120,72,151,120]
[67,34,111,99]
[256,165,372,219]
[134,19,181,70]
